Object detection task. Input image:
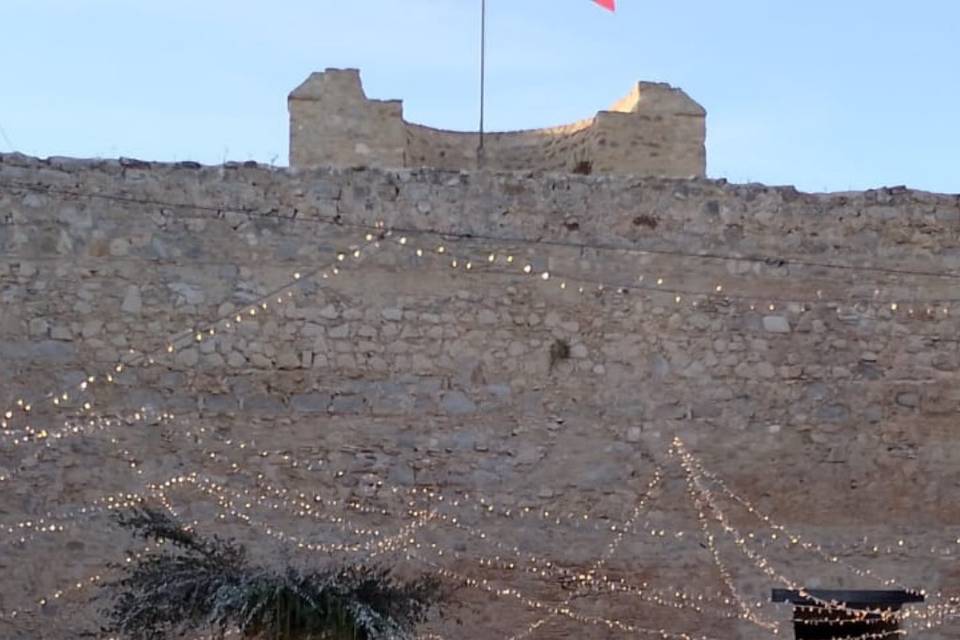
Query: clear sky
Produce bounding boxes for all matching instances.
[1,0,957,193]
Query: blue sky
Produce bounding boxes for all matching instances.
[1,0,957,193]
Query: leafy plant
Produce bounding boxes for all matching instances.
[96,506,445,640]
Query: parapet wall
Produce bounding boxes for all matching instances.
[2,153,960,637]
[289,68,706,177]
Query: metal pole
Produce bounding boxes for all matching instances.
[478,0,486,165]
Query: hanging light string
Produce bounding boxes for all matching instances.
[432,516,737,620]
[7,404,952,624]
[4,176,960,282]
[170,440,740,618]
[127,430,791,623]
[679,445,888,621]
[1,425,730,625]
[0,543,158,624]
[180,468,736,613]
[386,233,959,322]
[411,550,727,640]
[0,428,940,636]
[149,474,736,636]
[1,180,955,434]
[672,438,925,622]
[5,400,952,620]
[672,438,953,611]
[155,475,735,640]
[508,467,664,640]
[676,441,900,588]
[682,466,782,632]
[0,409,170,489]
[1,407,643,542]
[5,215,958,453]
[0,225,390,433]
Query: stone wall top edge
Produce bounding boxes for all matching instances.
[404,115,596,138]
[1,152,958,204]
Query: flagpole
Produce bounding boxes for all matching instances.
[477,0,486,167]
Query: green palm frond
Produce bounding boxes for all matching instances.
[96,506,446,640]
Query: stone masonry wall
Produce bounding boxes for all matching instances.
[2,152,960,638]
[289,69,706,178]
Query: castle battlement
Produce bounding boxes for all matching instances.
[289,68,706,177]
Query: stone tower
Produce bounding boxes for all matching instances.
[289,68,706,177]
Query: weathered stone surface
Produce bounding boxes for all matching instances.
[290,392,332,413]
[440,391,477,415]
[762,315,791,333]
[289,69,706,178]
[896,392,920,408]
[1,154,960,639]
[120,285,142,314]
[175,348,200,368]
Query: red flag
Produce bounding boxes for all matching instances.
[593,0,615,11]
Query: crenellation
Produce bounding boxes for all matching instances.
[288,68,707,177]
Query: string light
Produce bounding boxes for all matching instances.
[2,185,956,637]
[672,438,924,622]
[1,229,386,429]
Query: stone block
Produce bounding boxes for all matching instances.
[291,392,332,413]
[330,394,366,413]
[28,318,49,337]
[440,391,477,415]
[895,392,919,408]
[762,316,791,333]
[328,324,350,339]
[175,348,200,368]
[381,307,403,321]
[120,285,142,314]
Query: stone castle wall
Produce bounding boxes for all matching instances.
[2,152,960,637]
[289,69,706,177]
